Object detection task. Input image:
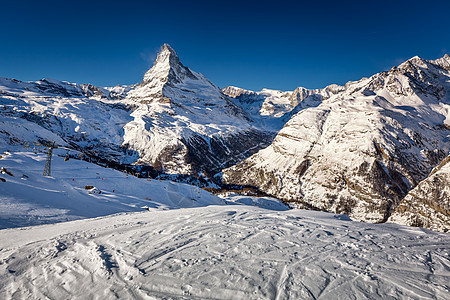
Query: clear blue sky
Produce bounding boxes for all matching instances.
[1,0,449,91]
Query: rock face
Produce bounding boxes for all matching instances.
[0,44,272,176]
[222,86,299,119]
[223,55,450,223]
[388,156,450,232]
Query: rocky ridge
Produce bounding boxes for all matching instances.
[388,155,449,232]
[222,84,345,131]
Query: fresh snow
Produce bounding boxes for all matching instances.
[0,150,288,229]
[1,205,449,299]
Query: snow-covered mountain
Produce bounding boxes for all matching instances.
[222,86,300,119]
[0,77,134,163]
[0,44,272,177]
[121,44,272,175]
[222,84,344,131]
[223,55,450,226]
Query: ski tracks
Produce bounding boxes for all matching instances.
[0,207,449,299]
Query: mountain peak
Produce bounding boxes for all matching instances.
[161,43,176,55]
[142,43,197,84]
[431,53,450,71]
[157,43,179,66]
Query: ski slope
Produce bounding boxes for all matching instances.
[0,150,287,229]
[0,206,449,299]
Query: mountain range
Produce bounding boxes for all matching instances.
[0,44,448,231]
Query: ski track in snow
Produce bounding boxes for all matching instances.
[0,207,449,300]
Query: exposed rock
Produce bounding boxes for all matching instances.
[222,84,344,124]
[388,156,450,232]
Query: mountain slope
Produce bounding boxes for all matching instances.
[223,55,450,224]
[388,155,450,232]
[0,77,134,163]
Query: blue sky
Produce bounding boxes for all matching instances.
[1,0,449,91]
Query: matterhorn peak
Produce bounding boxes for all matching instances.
[142,43,197,84]
[161,43,177,55]
[154,43,180,69]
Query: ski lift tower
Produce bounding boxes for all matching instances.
[43,141,57,176]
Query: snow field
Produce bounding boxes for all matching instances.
[0,207,449,299]
[0,150,225,229]
[0,150,288,229]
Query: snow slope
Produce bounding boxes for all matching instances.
[0,152,448,299]
[0,150,224,229]
[0,77,135,163]
[223,55,450,225]
[0,149,288,229]
[0,206,449,299]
